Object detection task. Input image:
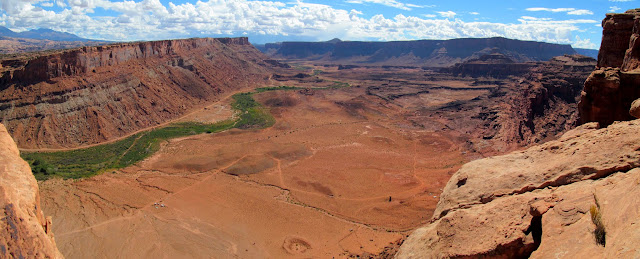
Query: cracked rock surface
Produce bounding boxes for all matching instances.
[397,120,640,258]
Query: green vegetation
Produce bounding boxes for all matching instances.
[22,80,353,180]
[22,91,270,180]
[23,121,234,180]
[231,93,275,129]
[312,69,323,76]
[330,81,350,88]
[255,85,302,93]
[589,193,606,246]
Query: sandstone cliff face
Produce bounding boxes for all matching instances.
[397,10,640,258]
[497,55,596,145]
[442,53,538,78]
[0,37,274,148]
[0,123,62,258]
[580,9,640,126]
[436,54,595,154]
[397,121,640,258]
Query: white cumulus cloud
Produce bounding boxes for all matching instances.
[436,11,456,18]
[345,0,421,11]
[0,0,600,49]
[526,7,593,15]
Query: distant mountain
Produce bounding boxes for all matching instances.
[0,26,109,54]
[17,28,88,42]
[0,27,19,38]
[574,48,599,59]
[0,26,93,42]
[261,37,580,67]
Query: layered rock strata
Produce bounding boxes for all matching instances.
[580,9,640,126]
[263,37,576,67]
[498,54,596,145]
[0,123,62,258]
[397,9,640,258]
[442,53,539,78]
[0,37,274,148]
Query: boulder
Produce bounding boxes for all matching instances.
[631,98,640,118]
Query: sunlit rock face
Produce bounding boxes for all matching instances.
[580,9,640,126]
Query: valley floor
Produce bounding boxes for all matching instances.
[39,65,521,257]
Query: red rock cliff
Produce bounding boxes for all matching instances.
[580,9,640,126]
[0,37,273,148]
[0,123,63,258]
[397,10,640,258]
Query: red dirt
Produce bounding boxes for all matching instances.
[39,59,591,257]
[40,71,473,257]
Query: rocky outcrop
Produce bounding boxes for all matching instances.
[580,9,640,126]
[0,37,275,148]
[1,37,251,85]
[397,11,640,257]
[497,54,596,145]
[446,54,595,153]
[443,53,539,78]
[397,10,640,258]
[265,37,577,67]
[0,123,62,258]
[397,121,640,258]
[631,98,640,118]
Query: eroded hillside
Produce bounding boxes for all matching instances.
[261,37,577,67]
[398,9,640,258]
[34,51,597,257]
[0,37,276,148]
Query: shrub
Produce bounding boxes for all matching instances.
[589,193,606,246]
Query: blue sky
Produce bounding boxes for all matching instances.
[0,0,636,49]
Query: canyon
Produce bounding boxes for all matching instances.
[20,47,595,257]
[0,37,276,149]
[1,9,639,259]
[398,8,640,258]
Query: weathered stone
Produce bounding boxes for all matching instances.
[0,123,63,258]
[397,121,640,258]
[631,98,640,118]
[580,9,640,126]
[434,120,640,219]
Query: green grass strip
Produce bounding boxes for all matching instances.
[22,92,269,180]
[22,81,350,180]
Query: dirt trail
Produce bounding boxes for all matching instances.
[40,67,482,258]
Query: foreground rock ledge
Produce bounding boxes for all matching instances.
[0,123,62,258]
[397,120,640,258]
